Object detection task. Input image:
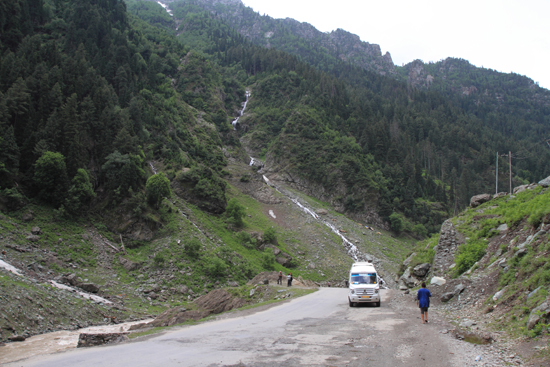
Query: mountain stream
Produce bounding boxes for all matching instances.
[232,91,251,130]
[261,175,368,262]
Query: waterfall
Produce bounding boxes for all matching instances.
[232,91,251,130]
[156,1,173,16]
[149,162,157,175]
[262,175,367,262]
[249,157,255,166]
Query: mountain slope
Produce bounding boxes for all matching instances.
[150,0,550,225]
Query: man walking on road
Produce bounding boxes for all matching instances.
[416,282,431,324]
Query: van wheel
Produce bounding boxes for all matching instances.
[349,299,354,307]
[375,301,381,307]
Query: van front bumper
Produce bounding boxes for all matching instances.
[349,294,380,303]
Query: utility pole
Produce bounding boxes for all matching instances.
[495,152,499,195]
[508,151,512,196]
[498,152,513,196]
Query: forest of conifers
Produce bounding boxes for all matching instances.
[1,0,549,236]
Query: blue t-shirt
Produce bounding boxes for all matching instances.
[416,288,431,308]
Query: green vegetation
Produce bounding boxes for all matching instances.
[263,227,277,244]
[146,174,171,208]
[224,198,246,228]
[454,239,487,276]
[1,0,549,240]
[33,152,69,206]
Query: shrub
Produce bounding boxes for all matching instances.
[64,169,96,215]
[262,248,275,270]
[236,231,256,249]
[153,253,165,266]
[389,212,403,233]
[263,227,277,244]
[102,151,144,193]
[146,174,171,208]
[225,198,246,227]
[33,151,69,206]
[0,187,26,211]
[208,257,227,277]
[184,238,201,258]
[412,223,427,238]
[178,165,227,210]
[455,239,487,276]
[528,209,547,228]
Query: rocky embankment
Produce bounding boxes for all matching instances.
[0,266,134,344]
[396,177,550,365]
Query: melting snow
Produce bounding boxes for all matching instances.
[0,259,23,276]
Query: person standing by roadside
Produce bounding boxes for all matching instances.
[416,282,431,324]
[287,273,293,287]
[277,271,283,285]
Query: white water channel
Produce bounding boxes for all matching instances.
[0,260,113,304]
[262,175,364,262]
[232,91,251,130]
[149,161,158,175]
[156,1,173,16]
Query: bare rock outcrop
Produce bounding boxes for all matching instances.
[527,301,550,330]
[119,256,140,271]
[433,220,464,276]
[150,309,211,328]
[194,289,247,314]
[470,194,492,208]
[77,333,129,347]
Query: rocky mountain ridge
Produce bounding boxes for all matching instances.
[167,0,396,76]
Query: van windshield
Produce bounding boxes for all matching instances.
[351,273,377,285]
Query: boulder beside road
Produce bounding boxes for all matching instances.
[470,194,492,208]
[77,333,129,348]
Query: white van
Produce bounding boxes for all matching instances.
[348,262,381,307]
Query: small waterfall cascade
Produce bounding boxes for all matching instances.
[148,162,158,175]
[156,1,173,16]
[262,175,366,262]
[232,91,251,130]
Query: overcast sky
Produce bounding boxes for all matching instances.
[241,0,550,89]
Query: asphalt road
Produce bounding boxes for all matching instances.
[6,288,462,367]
